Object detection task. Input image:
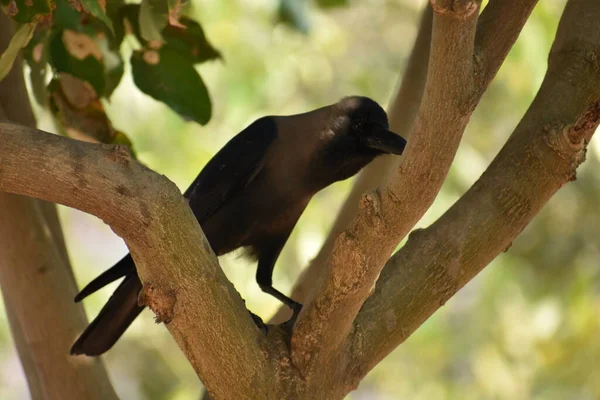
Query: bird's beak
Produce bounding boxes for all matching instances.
[364,127,407,155]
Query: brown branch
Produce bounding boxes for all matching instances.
[1,293,44,400]
[0,195,119,399]
[475,0,539,89]
[290,0,482,376]
[38,200,73,274]
[283,0,538,331]
[0,123,271,399]
[352,0,600,379]
[290,0,541,383]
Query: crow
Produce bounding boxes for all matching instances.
[71,96,407,356]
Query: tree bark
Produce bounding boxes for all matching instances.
[0,122,279,399]
[0,14,117,400]
[289,0,539,378]
[350,0,600,381]
[282,0,537,357]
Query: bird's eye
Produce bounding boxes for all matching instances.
[352,118,365,133]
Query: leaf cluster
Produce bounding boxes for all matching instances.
[1,0,221,145]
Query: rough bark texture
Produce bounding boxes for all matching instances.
[278,1,541,324]
[289,0,538,378]
[0,123,275,399]
[0,14,118,400]
[351,0,600,380]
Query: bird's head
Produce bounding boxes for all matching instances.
[329,96,407,156]
[312,96,407,185]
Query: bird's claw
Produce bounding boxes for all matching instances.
[282,302,303,334]
[249,311,269,335]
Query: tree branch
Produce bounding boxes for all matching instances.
[475,0,539,89]
[1,292,43,399]
[0,123,271,399]
[291,0,541,382]
[290,0,482,376]
[352,0,600,379]
[0,195,119,399]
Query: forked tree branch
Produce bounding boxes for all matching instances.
[283,0,540,326]
[290,0,542,382]
[0,124,271,399]
[351,0,600,379]
[291,0,482,376]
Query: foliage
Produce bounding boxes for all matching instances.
[1,0,220,143]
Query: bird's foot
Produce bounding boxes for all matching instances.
[249,311,269,335]
[281,301,303,334]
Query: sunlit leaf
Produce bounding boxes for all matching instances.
[131,47,211,124]
[0,22,36,82]
[81,0,114,32]
[122,4,220,65]
[139,0,168,42]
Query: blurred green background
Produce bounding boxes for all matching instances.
[2,0,600,399]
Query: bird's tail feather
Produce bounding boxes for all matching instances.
[74,254,135,302]
[71,273,144,356]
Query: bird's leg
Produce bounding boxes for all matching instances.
[256,241,303,326]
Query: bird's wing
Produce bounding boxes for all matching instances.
[184,116,278,223]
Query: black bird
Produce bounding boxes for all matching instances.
[71,96,407,356]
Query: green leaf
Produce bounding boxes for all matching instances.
[131,47,211,124]
[162,18,221,64]
[81,0,115,33]
[315,0,348,8]
[1,0,53,23]
[278,0,310,34]
[51,0,82,30]
[48,29,105,95]
[139,0,168,42]
[50,0,125,98]
[0,22,36,83]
